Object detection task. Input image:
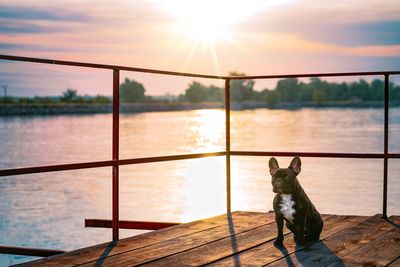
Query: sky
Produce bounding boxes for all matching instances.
[0,0,399,96]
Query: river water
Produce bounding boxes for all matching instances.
[0,108,399,265]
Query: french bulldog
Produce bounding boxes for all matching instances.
[269,156,323,246]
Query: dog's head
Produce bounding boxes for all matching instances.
[269,157,301,194]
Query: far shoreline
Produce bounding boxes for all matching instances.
[0,101,399,116]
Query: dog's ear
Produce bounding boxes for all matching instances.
[289,156,301,175]
[269,157,279,176]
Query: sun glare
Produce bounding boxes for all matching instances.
[178,20,230,44]
[154,0,294,72]
[161,0,267,43]
[165,1,237,44]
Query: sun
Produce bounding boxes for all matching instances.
[153,0,294,72]
[163,0,238,44]
[177,19,230,44]
[157,0,293,43]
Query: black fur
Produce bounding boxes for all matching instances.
[269,157,323,246]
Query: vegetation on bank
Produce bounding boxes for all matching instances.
[177,73,400,107]
[1,73,400,107]
[0,88,112,105]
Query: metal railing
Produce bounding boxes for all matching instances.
[0,54,399,256]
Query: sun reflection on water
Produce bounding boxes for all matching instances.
[180,157,226,222]
[189,109,225,151]
[179,109,226,221]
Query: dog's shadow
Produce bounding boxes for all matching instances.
[275,239,345,266]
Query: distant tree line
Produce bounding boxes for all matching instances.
[0,88,112,104]
[272,77,398,103]
[1,75,400,106]
[177,75,400,106]
[1,78,164,104]
[59,89,112,103]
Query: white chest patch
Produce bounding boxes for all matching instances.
[280,194,296,222]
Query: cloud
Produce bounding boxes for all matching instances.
[240,18,400,47]
[237,0,400,47]
[0,5,90,22]
[239,32,400,58]
[347,21,400,46]
[0,42,78,52]
[296,21,400,47]
[0,4,95,36]
[0,21,60,34]
[343,45,400,57]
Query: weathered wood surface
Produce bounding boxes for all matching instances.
[388,257,400,266]
[207,215,363,266]
[18,212,400,267]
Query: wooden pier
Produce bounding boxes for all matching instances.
[19,211,400,266]
[2,55,399,266]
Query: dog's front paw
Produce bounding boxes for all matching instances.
[274,236,283,246]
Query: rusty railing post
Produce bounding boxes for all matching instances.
[225,78,231,213]
[383,74,389,219]
[112,69,120,240]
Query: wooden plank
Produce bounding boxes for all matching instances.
[266,215,400,267]
[19,211,243,266]
[206,214,364,266]
[140,214,328,266]
[85,219,180,230]
[328,227,400,267]
[140,221,289,266]
[20,212,273,266]
[388,256,400,266]
[77,212,276,267]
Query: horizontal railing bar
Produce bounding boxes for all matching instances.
[0,152,226,177]
[2,55,400,81]
[0,245,65,257]
[229,71,400,80]
[2,151,399,177]
[231,151,400,159]
[85,219,180,230]
[0,160,115,177]
[0,54,226,80]
[118,151,226,165]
